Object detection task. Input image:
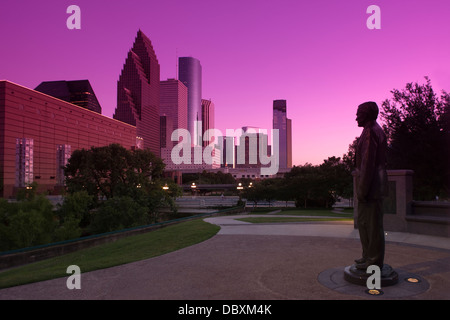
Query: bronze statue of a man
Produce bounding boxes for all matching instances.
[354,101,388,270]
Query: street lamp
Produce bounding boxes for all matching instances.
[162,183,169,190]
[236,182,245,206]
[191,182,197,197]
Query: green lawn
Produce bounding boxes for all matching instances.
[236,217,354,224]
[0,219,220,289]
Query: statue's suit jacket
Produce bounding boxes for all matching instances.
[355,121,388,202]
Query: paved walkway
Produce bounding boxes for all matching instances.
[0,215,449,300]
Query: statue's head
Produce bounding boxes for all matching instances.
[356,101,379,127]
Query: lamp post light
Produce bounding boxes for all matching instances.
[191,182,197,197]
[236,182,244,205]
[162,183,169,190]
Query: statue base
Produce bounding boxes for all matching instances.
[343,264,398,287]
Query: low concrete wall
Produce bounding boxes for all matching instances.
[407,201,450,237]
[353,170,449,237]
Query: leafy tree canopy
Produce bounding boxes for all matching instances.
[380,77,449,199]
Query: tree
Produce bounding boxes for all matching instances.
[342,138,358,205]
[183,170,235,185]
[283,162,345,208]
[53,190,94,240]
[242,183,264,208]
[64,144,179,232]
[380,77,449,199]
[88,196,150,234]
[64,144,165,201]
[319,156,352,206]
[284,164,322,208]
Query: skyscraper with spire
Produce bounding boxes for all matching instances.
[114,30,160,156]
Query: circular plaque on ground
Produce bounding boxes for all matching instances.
[318,266,429,298]
[343,264,398,287]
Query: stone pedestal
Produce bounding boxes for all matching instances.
[343,264,398,287]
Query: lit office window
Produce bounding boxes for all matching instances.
[136,136,144,149]
[15,138,34,187]
[56,144,71,185]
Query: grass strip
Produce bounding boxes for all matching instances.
[0,219,220,289]
[236,217,353,224]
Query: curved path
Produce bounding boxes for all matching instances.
[0,215,449,300]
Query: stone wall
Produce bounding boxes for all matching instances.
[353,170,450,237]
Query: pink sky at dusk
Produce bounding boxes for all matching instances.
[1,0,449,166]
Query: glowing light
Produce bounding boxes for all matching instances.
[365,289,383,296]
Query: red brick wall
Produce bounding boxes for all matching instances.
[0,81,137,198]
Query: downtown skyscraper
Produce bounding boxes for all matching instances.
[114,30,160,156]
[160,78,188,147]
[178,57,202,146]
[201,98,214,147]
[273,99,292,170]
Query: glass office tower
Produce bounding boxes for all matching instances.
[178,57,202,146]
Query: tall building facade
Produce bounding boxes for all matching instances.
[219,135,235,168]
[160,78,188,147]
[287,118,292,168]
[273,100,292,169]
[201,99,214,147]
[178,57,202,146]
[160,115,173,149]
[114,30,160,156]
[235,127,271,169]
[35,80,102,114]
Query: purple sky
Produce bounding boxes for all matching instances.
[1,0,449,166]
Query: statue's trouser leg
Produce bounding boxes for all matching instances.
[357,199,385,268]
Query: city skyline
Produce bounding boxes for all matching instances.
[1,0,449,165]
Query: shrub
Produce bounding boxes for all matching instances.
[0,195,55,251]
[88,196,150,234]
